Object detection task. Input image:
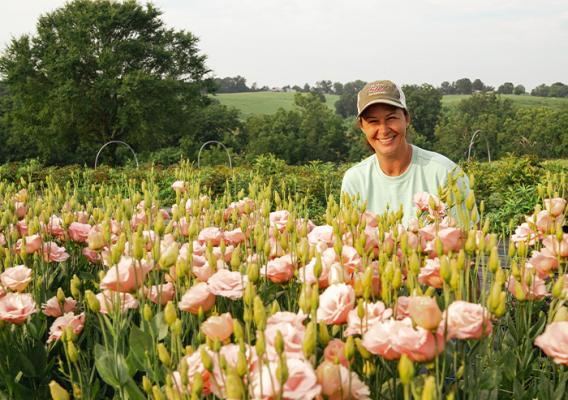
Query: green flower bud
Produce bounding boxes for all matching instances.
[488,246,500,273]
[303,322,316,358]
[255,333,266,357]
[421,376,436,400]
[152,385,165,400]
[84,290,100,313]
[200,347,213,372]
[142,375,153,394]
[318,322,330,347]
[56,288,66,304]
[49,380,70,400]
[355,338,371,359]
[247,264,259,284]
[344,336,355,361]
[253,296,266,331]
[552,275,565,299]
[398,354,414,385]
[157,343,171,367]
[67,341,79,363]
[164,301,177,326]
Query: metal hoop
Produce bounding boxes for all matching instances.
[94,141,139,169]
[197,140,232,169]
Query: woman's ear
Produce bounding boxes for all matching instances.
[405,111,411,127]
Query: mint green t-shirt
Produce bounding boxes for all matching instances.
[341,145,470,226]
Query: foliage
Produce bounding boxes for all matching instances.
[402,84,443,147]
[334,80,367,118]
[0,0,215,165]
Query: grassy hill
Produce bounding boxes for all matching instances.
[215,91,568,117]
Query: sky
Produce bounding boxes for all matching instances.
[1,0,567,90]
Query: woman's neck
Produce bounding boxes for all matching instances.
[376,144,413,176]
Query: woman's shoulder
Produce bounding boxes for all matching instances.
[412,145,458,172]
[344,154,376,176]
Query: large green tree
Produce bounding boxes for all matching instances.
[401,84,443,148]
[0,0,215,165]
[334,80,366,118]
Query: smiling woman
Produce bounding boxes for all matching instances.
[341,80,474,226]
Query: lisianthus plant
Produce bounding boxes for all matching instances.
[0,167,566,400]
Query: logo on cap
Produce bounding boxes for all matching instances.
[367,82,393,97]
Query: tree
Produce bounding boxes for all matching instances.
[531,84,550,97]
[497,82,514,94]
[472,79,485,92]
[333,82,344,95]
[315,80,333,94]
[334,80,366,118]
[0,0,215,165]
[440,81,453,95]
[214,76,249,93]
[548,82,568,98]
[402,84,443,147]
[454,78,473,94]
[513,84,526,95]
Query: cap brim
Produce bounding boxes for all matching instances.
[357,99,407,117]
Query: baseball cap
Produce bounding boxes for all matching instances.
[357,80,408,117]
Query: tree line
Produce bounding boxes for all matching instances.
[0,0,566,167]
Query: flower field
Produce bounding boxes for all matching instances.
[0,165,566,400]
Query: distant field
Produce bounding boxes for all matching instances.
[216,91,568,117]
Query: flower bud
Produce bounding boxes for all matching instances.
[554,306,568,322]
[159,242,179,270]
[192,373,203,397]
[226,370,245,400]
[152,385,165,400]
[70,274,81,299]
[67,341,79,363]
[318,322,330,346]
[398,354,414,385]
[247,264,259,284]
[143,303,153,321]
[200,347,213,372]
[49,380,70,400]
[303,322,316,358]
[355,338,371,359]
[85,290,100,313]
[164,301,177,326]
[56,288,66,304]
[142,375,152,394]
[408,296,442,330]
[255,333,266,357]
[488,246,500,273]
[552,276,565,299]
[157,343,171,367]
[421,376,436,400]
[344,336,355,361]
[253,296,266,331]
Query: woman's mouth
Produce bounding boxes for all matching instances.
[376,135,395,145]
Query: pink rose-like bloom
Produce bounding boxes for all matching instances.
[439,300,492,340]
[316,361,370,400]
[171,180,186,192]
[201,312,234,342]
[96,290,139,314]
[263,254,295,283]
[179,282,215,314]
[534,321,568,365]
[418,258,444,289]
[47,312,85,343]
[82,247,102,263]
[344,301,393,336]
[223,228,246,245]
[322,246,362,274]
[16,220,27,236]
[324,339,349,367]
[362,318,444,362]
[183,346,222,397]
[265,316,306,360]
[532,210,555,234]
[360,210,378,227]
[1,264,32,292]
[308,225,335,249]
[395,296,411,320]
[198,227,223,246]
[511,222,538,246]
[267,311,307,328]
[436,227,462,254]
[74,211,90,224]
[544,198,567,218]
[0,292,37,324]
[207,269,247,300]
[270,209,291,232]
[413,192,432,212]
[529,249,559,278]
[145,282,175,305]
[14,201,27,219]
[45,215,65,239]
[298,256,332,288]
[16,234,42,254]
[542,234,568,258]
[223,197,255,220]
[252,359,322,400]
[42,296,77,317]
[100,256,152,292]
[408,296,443,330]
[317,283,355,325]
[506,272,549,300]
[87,225,106,250]
[68,222,91,243]
[42,242,70,263]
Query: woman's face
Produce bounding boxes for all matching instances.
[359,103,410,159]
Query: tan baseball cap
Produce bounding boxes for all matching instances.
[357,80,408,117]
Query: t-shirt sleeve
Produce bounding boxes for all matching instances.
[340,170,358,206]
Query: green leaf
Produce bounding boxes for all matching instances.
[94,344,130,388]
[128,325,153,372]
[152,312,169,341]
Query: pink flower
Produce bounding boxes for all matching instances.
[223,228,246,245]
[87,225,106,250]
[263,254,295,283]
[439,300,492,340]
[265,313,306,360]
[0,292,37,324]
[408,296,443,330]
[395,296,411,320]
[418,258,444,289]
[42,296,77,317]
[436,227,463,254]
[171,180,186,192]
[95,290,139,314]
[362,318,443,362]
[68,222,91,243]
[532,210,555,233]
[198,227,223,246]
[42,242,70,263]
[100,256,152,292]
[82,247,102,263]
[224,198,255,220]
[1,265,32,292]
[506,272,549,300]
[542,234,568,257]
[324,339,349,367]
[534,321,568,365]
[207,269,247,300]
[308,225,334,249]
[145,282,175,305]
[47,312,85,343]
[317,283,355,325]
[511,223,538,246]
[315,361,370,400]
[344,301,392,336]
[544,198,567,217]
[361,210,378,227]
[201,313,234,341]
[178,282,216,314]
[252,359,322,400]
[45,215,65,239]
[529,248,559,278]
[413,192,432,212]
[270,210,290,232]
[14,201,27,219]
[322,246,362,274]
[74,211,90,224]
[15,234,42,254]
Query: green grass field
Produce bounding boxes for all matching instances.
[215,91,568,117]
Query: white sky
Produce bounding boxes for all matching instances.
[1,0,567,90]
